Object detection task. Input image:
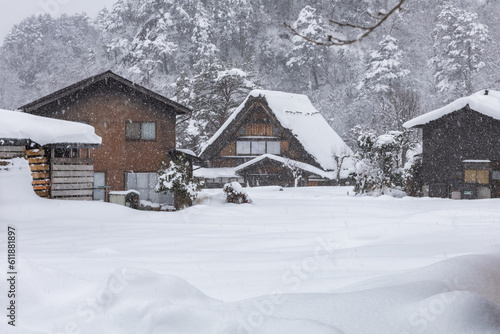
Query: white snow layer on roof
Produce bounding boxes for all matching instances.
[201,90,352,170]
[234,154,336,179]
[0,109,101,146]
[176,148,197,157]
[193,167,238,178]
[404,89,500,128]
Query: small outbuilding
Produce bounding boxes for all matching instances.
[404,89,500,199]
[0,109,101,200]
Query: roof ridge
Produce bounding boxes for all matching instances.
[19,70,190,115]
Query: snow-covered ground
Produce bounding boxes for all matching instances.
[2,158,500,333]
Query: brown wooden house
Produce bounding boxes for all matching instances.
[404,89,500,199]
[19,71,191,203]
[0,109,101,200]
[198,90,353,187]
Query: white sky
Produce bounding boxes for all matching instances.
[0,0,117,42]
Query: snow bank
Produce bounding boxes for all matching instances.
[10,255,500,334]
[0,109,101,146]
[3,154,500,333]
[0,158,40,203]
[404,89,500,128]
[200,90,352,171]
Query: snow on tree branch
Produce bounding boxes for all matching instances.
[284,0,406,46]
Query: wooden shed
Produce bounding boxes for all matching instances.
[404,89,500,199]
[0,109,101,200]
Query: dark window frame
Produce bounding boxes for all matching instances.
[54,148,79,158]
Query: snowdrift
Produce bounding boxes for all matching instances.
[2,158,500,333]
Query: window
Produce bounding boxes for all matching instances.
[93,172,106,201]
[267,141,280,155]
[238,126,246,136]
[464,169,489,185]
[125,123,141,140]
[126,122,156,140]
[236,141,280,155]
[251,141,266,154]
[237,141,251,154]
[272,127,280,136]
[126,172,173,204]
[141,123,156,140]
[54,148,78,158]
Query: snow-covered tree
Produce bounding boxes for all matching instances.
[187,58,258,151]
[96,0,191,87]
[430,2,489,99]
[353,128,416,196]
[286,6,328,91]
[155,155,203,210]
[1,13,102,106]
[283,159,306,187]
[189,1,218,64]
[358,35,409,95]
[358,35,415,131]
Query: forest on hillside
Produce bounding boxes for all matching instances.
[0,0,497,152]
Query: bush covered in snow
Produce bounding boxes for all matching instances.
[223,182,252,204]
[156,155,204,210]
[403,155,423,197]
[353,128,418,196]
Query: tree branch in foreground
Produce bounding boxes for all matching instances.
[284,0,406,46]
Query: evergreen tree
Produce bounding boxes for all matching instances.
[189,1,218,64]
[156,155,203,210]
[358,35,415,131]
[430,2,489,100]
[286,6,328,91]
[1,13,102,106]
[189,57,258,151]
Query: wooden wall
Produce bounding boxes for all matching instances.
[51,158,94,200]
[25,83,177,193]
[421,107,500,197]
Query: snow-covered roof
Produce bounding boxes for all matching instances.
[0,109,101,146]
[193,167,238,179]
[404,89,500,128]
[177,149,196,156]
[200,90,352,170]
[234,154,336,180]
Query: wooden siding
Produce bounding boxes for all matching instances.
[220,142,236,156]
[51,158,94,200]
[280,141,289,153]
[421,106,500,197]
[25,82,177,193]
[244,123,273,136]
[0,146,24,159]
